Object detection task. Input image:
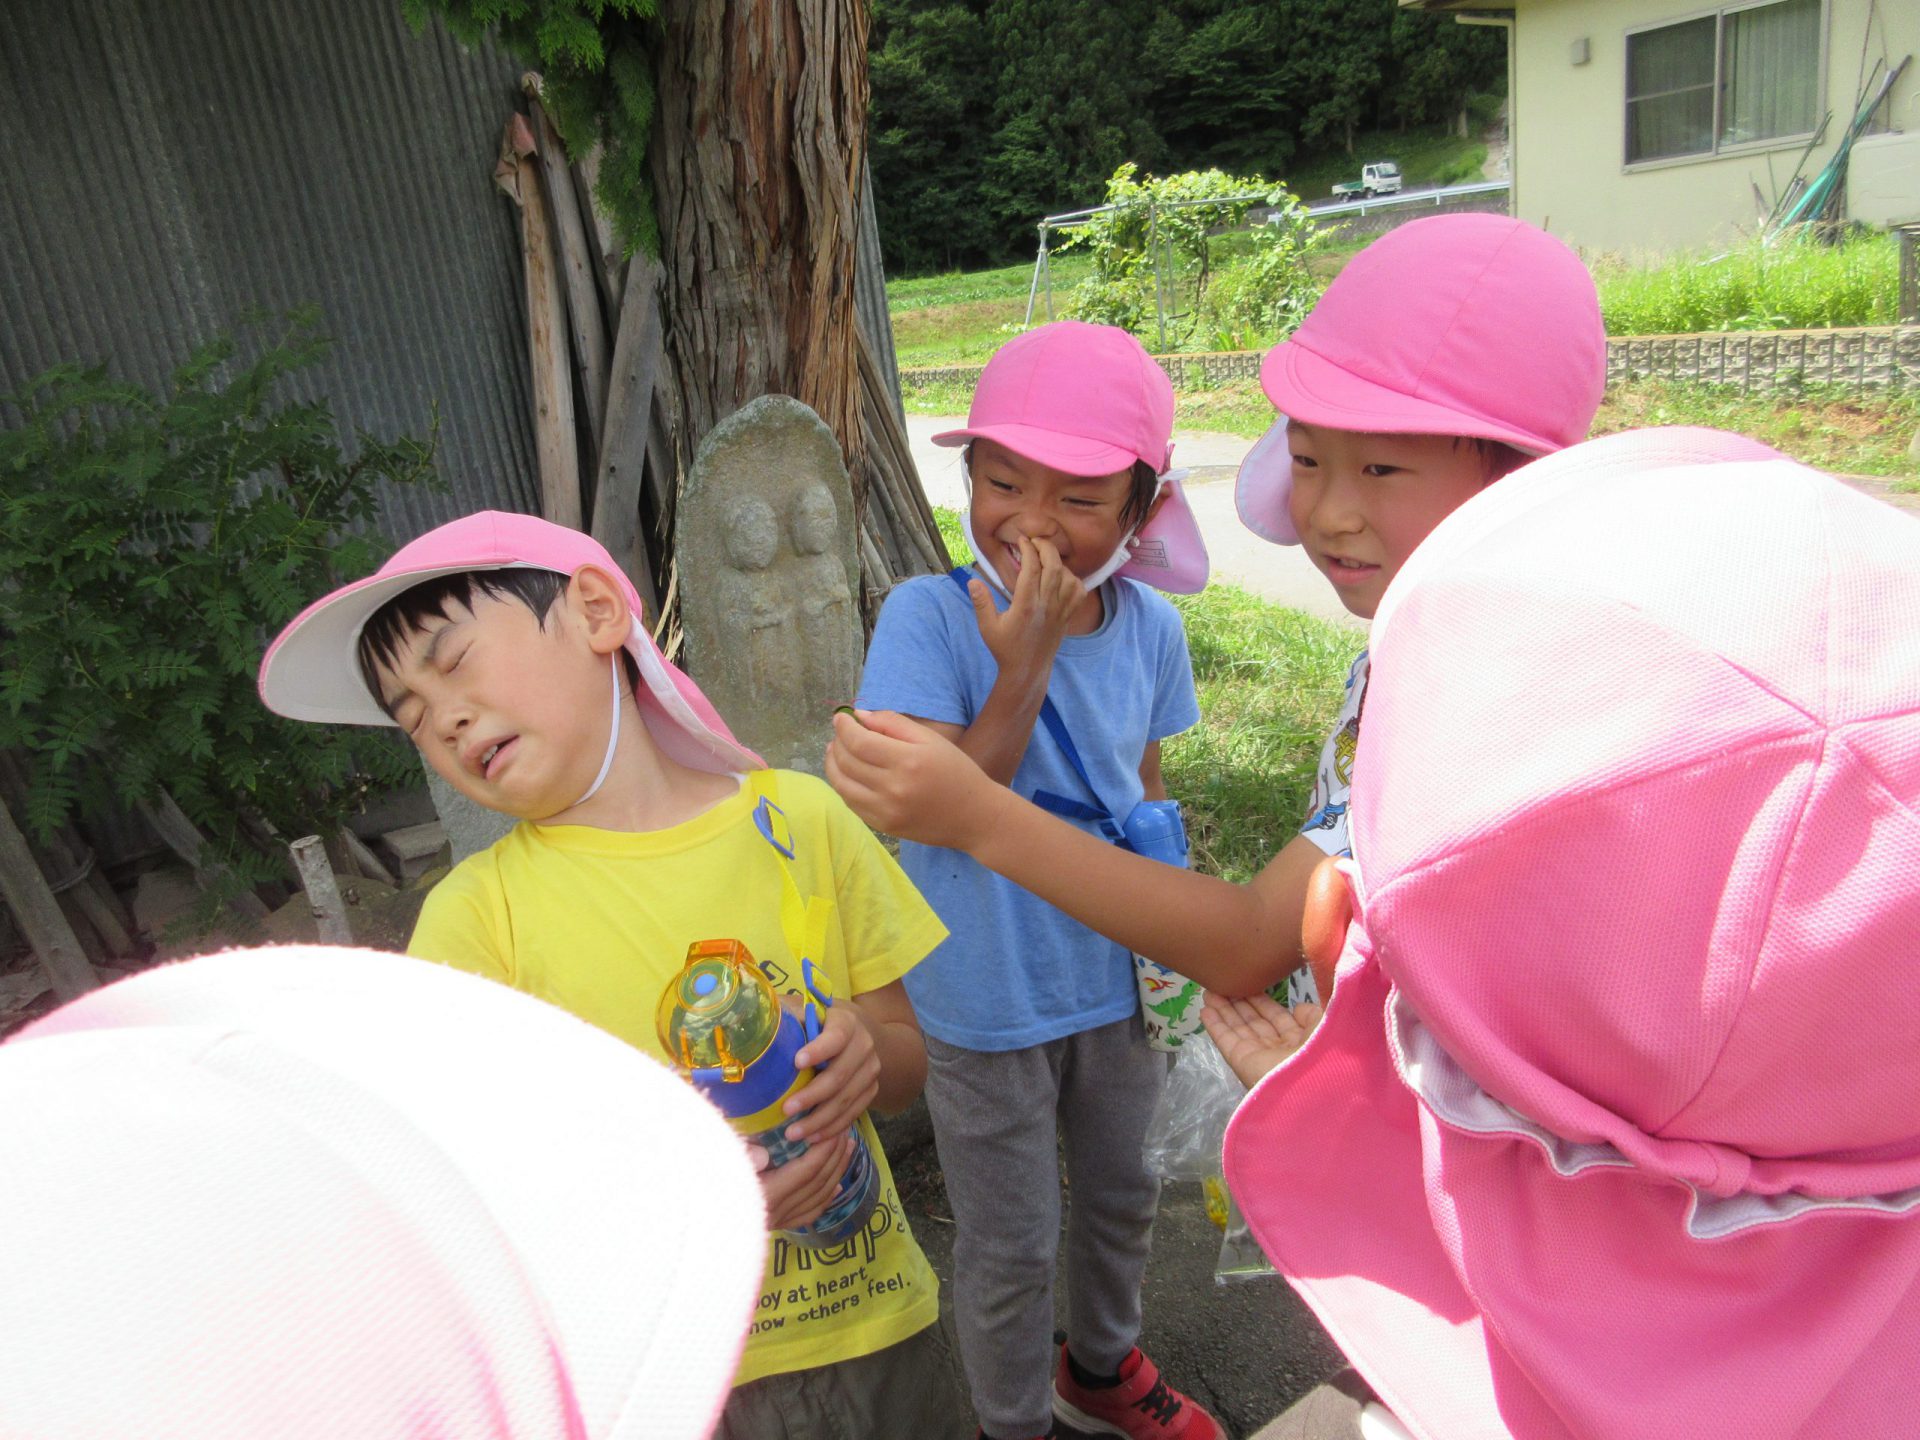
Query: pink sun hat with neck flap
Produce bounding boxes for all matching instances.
[2,945,767,1440]
[935,320,1209,593]
[1224,428,1920,1440]
[259,510,762,772]
[1235,214,1605,545]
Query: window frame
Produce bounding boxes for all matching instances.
[1621,0,1828,172]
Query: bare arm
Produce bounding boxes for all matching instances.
[829,710,1325,996]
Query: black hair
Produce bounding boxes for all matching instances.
[1121,460,1160,531]
[355,569,567,715]
[1454,436,1532,481]
[966,441,1162,530]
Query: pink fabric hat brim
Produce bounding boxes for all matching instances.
[1114,474,1209,593]
[930,420,1143,478]
[258,511,762,774]
[1226,947,1920,1440]
[1234,418,1297,545]
[1259,341,1566,456]
[8,947,767,1440]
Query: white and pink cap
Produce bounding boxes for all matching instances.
[258,510,763,773]
[1235,214,1607,545]
[1,946,767,1440]
[935,320,1210,593]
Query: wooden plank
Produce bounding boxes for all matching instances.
[496,112,582,530]
[526,80,610,460]
[0,793,100,1001]
[139,790,271,922]
[337,826,397,888]
[573,144,626,322]
[289,835,352,945]
[590,252,667,619]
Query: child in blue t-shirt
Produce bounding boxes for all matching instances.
[856,321,1221,1440]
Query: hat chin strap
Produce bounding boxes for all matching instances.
[570,655,623,808]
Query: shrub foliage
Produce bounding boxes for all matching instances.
[0,311,435,892]
[1060,164,1323,351]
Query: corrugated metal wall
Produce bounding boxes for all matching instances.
[0,0,540,535]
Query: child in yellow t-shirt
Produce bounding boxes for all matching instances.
[259,511,964,1440]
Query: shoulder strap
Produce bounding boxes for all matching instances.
[745,771,834,977]
[946,567,1130,849]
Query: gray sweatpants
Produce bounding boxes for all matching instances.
[924,1014,1169,1439]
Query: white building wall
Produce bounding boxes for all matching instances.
[1506,0,1918,254]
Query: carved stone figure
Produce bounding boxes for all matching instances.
[677,396,862,774]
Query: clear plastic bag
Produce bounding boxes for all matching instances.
[1142,1032,1280,1285]
[1142,1031,1242,1181]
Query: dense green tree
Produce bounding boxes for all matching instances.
[979,0,1166,249]
[1144,1,1292,176]
[870,0,996,272]
[867,0,1508,273]
[1385,8,1504,131]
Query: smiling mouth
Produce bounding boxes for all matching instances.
[1321,555,1380,585]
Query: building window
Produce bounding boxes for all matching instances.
[1625,0,1822,165]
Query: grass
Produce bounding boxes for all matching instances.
[889,255,1092,368]
[929,506,1364,886]
[1164,587,1364,884]
[1595,232,1900,335]
[1594,381,1920,479]
[1283,129,1492,203]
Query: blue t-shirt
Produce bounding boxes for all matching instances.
[857,572,1199,1050]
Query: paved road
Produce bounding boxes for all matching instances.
[906,415,1365,630]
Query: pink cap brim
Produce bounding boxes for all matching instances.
[1116,475,1209,593]
[259,522,762,775]
[11,947,767,1440]
[1261,342,1562,456]
[931,421,1147,478]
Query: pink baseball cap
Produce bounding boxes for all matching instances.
[1235,215,1605,545]
[937,320,1210,593]
[2,946,767,1440]
[1224,428,1920,1438]
[259,510,763,772]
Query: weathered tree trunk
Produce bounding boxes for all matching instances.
[650,0,889,606]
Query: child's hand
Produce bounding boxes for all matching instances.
[750,1129,858,1231]
[1201,991,1324,1090]
[783,1002,881,1143]
[827,709,1002,850]
[968,536,1083,677]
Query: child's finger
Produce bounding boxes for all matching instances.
[968,577,995,629]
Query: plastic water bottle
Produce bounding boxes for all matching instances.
[656,938,880,1246]
[1122,798,1189,867]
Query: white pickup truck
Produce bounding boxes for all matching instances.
[1331,162,1403,200]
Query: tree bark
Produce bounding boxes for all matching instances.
[650,0,871,537]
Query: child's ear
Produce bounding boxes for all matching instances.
[567,565,634,657]
[1301,856,1355,1003]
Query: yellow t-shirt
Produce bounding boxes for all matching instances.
[408,769,948,1384]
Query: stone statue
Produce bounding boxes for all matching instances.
[677,396,863,774]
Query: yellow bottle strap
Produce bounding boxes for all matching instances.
[746,771,834,989]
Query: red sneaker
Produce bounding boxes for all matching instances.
[1052,1344,1225,1440]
